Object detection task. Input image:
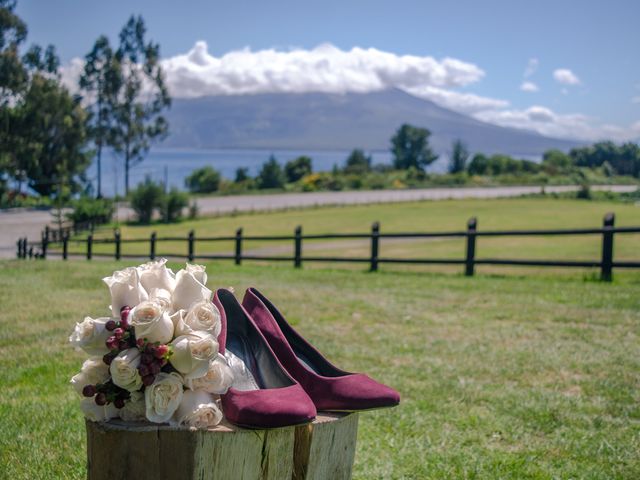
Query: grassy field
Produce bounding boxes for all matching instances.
[55,197,640,278]
[0,260,639,479]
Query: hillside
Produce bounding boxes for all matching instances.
[164,89,580,156]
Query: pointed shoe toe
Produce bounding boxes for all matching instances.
[313,373,400,412]
[222,384,316,429]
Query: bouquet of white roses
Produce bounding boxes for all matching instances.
[69,259,233,429]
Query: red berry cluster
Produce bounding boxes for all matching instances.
[102,306,135,366]
[82,380,130,408]
[136,339,172,387]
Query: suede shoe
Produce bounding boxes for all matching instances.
[242,288,400,412]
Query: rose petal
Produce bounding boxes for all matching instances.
[173,390,223,429]
[103,267,148,313]
[172,268,212,311]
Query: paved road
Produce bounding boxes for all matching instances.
[1,184,636,258]
[191,184,637,214]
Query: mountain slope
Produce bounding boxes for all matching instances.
[164,89,580,155]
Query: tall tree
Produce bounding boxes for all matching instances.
[0,0,28,193]
[80,35,119,198]
[284,156,312,182]
[344,149,371,174]
[16,72,91,197]
[257,155,285,189]
[541,149,572,175]
[0,0,27,103]
[391,124,438,171]
[234,167,250,183]
[448,139,469,174]
[110,16,170,195]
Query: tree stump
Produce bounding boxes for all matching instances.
[86,413,358,480]
[293,413,359,480]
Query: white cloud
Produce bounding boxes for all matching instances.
[520,81,539,92]
[553,68,581,85]
[59,57,85,93]
[159,41,485,98]
[524,58,538,78]
[632,96,640,104]
[474,106,640,141]
[59,42,639,142]
[404,85,508,113]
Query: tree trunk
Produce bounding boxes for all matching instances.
[124,152,129,196]
[96,142,102,199]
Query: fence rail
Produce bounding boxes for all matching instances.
[16,212,640,281]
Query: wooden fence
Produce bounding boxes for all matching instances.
[16,212,640,281]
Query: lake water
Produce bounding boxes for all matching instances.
[87,147,399,197]
[86,147,539,197]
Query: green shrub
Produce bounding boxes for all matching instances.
[130,178,164,224]
[576,183,592,200]
[257,155,285,189]
[343,149,371,174]
[67,196,114,226]
[185,166,221,193]
[234,167,250,183]
[285,156,312,182]
[159,188,189,223]
[188,200,199,219]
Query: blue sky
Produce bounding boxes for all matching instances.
[16,0,640,141]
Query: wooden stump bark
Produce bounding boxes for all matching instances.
[293,413,359,480]
[86,413,358,480]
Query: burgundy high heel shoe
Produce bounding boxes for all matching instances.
[213,289,316,428]
[242,288,400,412]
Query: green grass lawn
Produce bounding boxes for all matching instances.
[54,197,640,278]
[1,260,639,479]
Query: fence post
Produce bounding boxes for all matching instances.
[370,222,380,272]
[114,229,121,260]
[465,217,477,277]
[150,232,156,260]
[235,228,243,266]
[600,212,615,282]
[294,226,302,268]
[41,229,48,260]
[188,230,195,262]
[63,233,69,260]
[87,234,93,260]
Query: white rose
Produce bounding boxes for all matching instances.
[174,301,221,337]
[80,397,119,422]
[172,265,212,311]
[103,266,148,314]
[185,263,207,285]
[147,287,172,311]
[69,317,112,356]
[145,372,184,423]
[170,309,186,332]
[173,390,223,429]
[137,259,176,297]
[170,331,219,379]
[129,300,174,344]
[110,349,143,392]
[70,357,110,395]
[184,354,234,394]
[119,391,146,422]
